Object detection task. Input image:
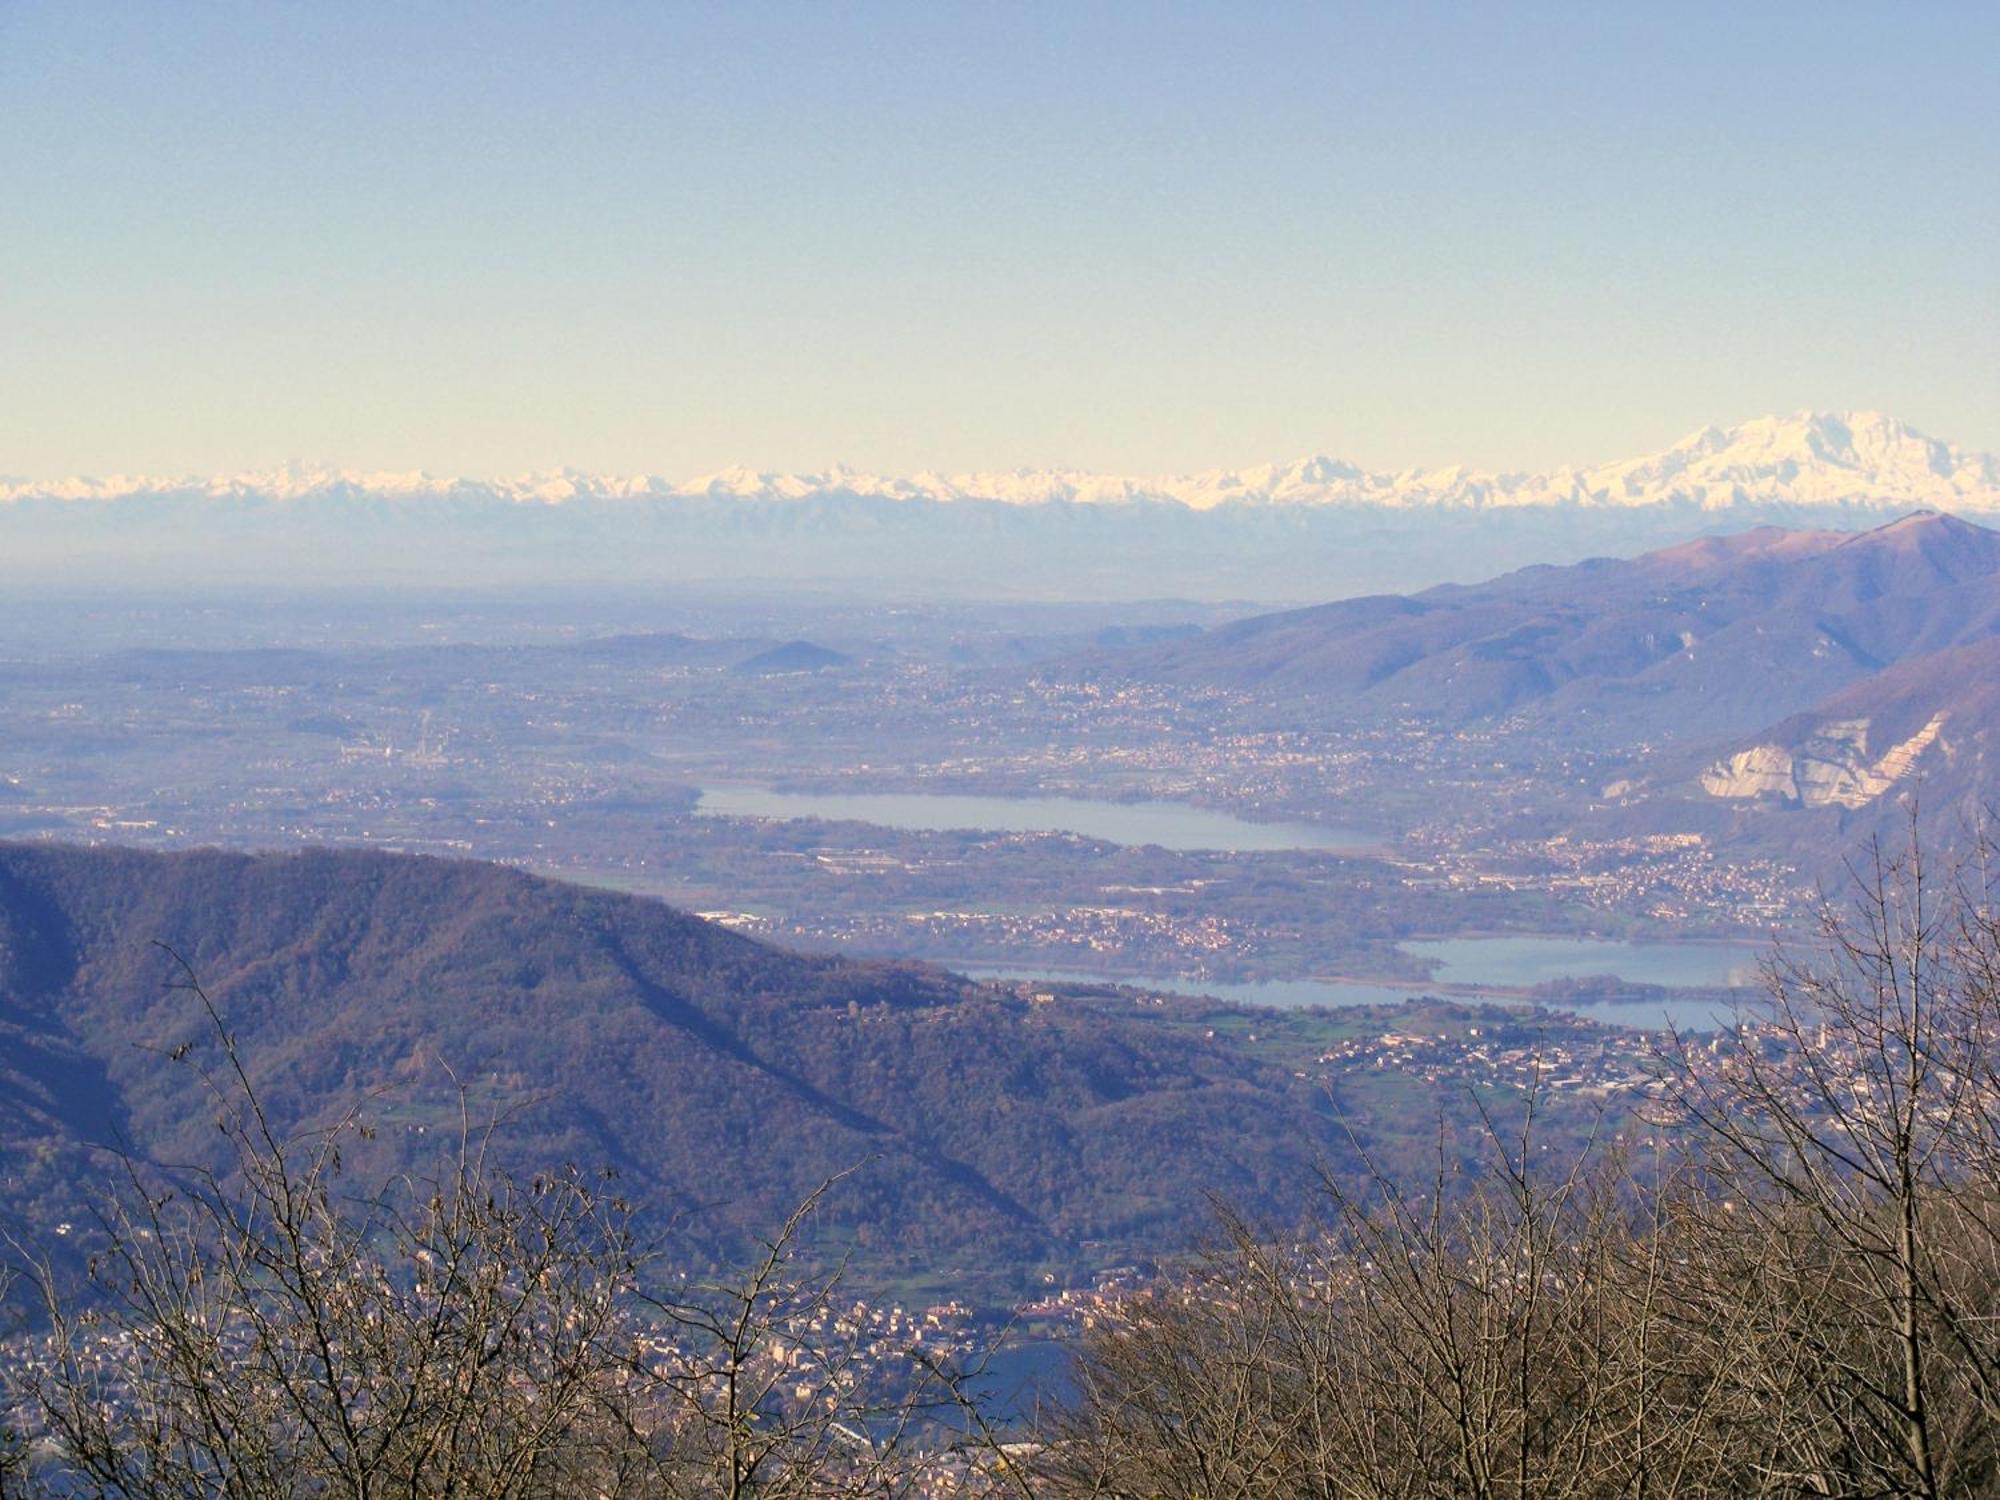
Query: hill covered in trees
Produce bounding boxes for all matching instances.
[0,841,1362,1292]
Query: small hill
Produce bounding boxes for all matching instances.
[731,640,852,675]
[564,631,784,668]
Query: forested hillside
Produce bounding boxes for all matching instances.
[0,842,1356,1289]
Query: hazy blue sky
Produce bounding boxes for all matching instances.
[3,2,1995,480]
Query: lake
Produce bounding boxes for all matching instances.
[1405,935,1766,991]
[965,931,1771,1032]
[695,784,1372,852]
[694,783,1764,1030]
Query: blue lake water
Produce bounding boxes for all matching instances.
[1404,936,1766,991]
[695,784,1371,852]
[966,932,1768,1033]
[695,784,1763,1031]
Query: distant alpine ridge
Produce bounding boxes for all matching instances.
[8,411,1998,514]
[9,412,1997,600]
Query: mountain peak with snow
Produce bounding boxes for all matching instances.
[5,412,1995,514]
[1572,410,1997,513]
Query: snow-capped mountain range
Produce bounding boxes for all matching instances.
[7,412,1998,513]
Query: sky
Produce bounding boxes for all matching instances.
[2,1,1996,481]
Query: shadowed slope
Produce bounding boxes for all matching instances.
[0,842,1350,1287]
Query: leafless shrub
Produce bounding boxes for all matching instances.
[1041,1096,1730,1499]
[1044,824,2000,1499]
[1663,824,2000,1496]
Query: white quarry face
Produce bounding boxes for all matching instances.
[1701,714,1950,809]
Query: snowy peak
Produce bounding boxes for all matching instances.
[1589,410,1993,509]
[5,412,1996,514]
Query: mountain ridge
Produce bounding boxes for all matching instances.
[9,411,1997,515]
[1079,511,2000,862]
[1044,507,2000,873]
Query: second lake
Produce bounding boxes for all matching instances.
[964,933,1771,1033]
[695,784,1373,853]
